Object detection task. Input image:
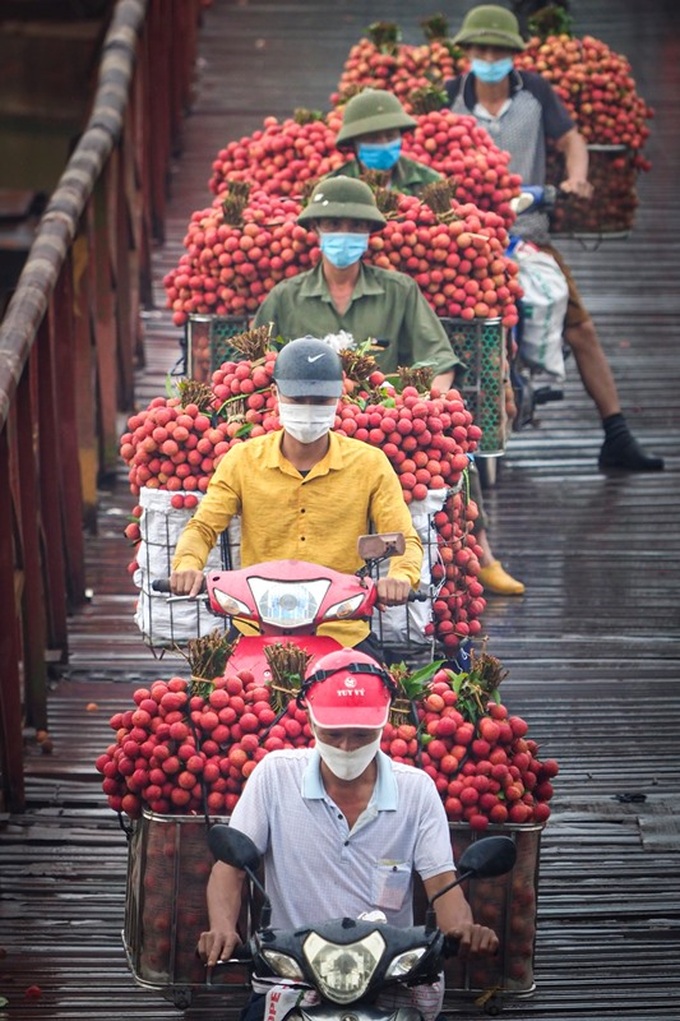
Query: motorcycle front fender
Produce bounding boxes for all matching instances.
[226,635,343,687]
[293,1007,421,1021]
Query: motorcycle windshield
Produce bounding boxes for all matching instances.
[247,577,331,629]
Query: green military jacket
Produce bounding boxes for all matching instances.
[253,262,459,377]
[325,156,442,197]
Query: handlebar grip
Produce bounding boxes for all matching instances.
[214,943,251,964]
[151,578,172,593]
[408,590,429,602]
[442,935,460,958]
[206,945,253,985]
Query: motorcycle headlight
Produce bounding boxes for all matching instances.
[261,949,304,981]
[248,577,331,628]
[384,946,427,979]
[302,930,385,1004]
[321,593,366,621]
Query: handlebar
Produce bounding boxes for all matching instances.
[510,184,558,215]
[205,944,253,986]
[442,934,461,958]
[152,576,428,603]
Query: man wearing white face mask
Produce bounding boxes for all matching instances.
[170,336,422,653]
[198,647,499,1021]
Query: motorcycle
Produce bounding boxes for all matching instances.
[206,824,517,1021]
[153,532,431,681]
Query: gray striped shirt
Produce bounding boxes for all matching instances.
[447,69,574,243]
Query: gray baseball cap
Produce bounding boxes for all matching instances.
[273,337,344,398]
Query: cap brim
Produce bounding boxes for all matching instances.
[307,703,390,730]
[336,112,417,148]
[275,379,342,397]
[453,29,525,50]
[297,202,386,232]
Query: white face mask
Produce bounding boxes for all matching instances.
[277,402,338,444]
[315,733,382,781]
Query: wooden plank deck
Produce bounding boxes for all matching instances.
[1,0,679,1018]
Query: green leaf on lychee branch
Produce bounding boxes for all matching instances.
[393,659,446,701]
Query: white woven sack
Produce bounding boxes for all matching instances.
[513,239,569,381]
[375,488,448,651]
[133,488,241,647]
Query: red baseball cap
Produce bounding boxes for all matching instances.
[302,650,394,729]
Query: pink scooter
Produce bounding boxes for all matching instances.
[154,533,422,681]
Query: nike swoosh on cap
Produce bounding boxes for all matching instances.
[307,353,325,362]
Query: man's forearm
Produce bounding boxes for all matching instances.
[423,871,473,932]
[557,128,589,182]
[207,861,246,931]
[432,370,455,393]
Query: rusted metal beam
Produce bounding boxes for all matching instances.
[13,370,48,731]
[50,271,87,606]
[35,318,70,657]
[0,429,26,813]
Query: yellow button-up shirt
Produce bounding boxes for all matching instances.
[172,429,423,647]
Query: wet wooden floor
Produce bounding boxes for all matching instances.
[1,0,679,1018]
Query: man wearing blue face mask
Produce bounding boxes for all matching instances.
[253,176,459,391]
[325,88,442,196]
[446,4,664,473]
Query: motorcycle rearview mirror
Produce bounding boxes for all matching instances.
[456,835,517,879]
[357,532,406,562]
[208,825,273,929]
[424,836,517,933]
[209,824,261,871]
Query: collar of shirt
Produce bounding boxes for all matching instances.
[462,67,524,110]
[391,158,422,190]
[301,748,398,810]
[297,261,386,306]
[473,98,512,121]
[262,427,345,479]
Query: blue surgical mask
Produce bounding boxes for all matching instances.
[320,232,369,269]
[471,56,514,83]
[357,138,402,171]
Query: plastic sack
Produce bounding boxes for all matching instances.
[510,238,569,381]
[375,489,448,652]
[133,488,240,647]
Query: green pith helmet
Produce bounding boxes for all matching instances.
[297,176,387,232]
[452,5,526,51]
[335,88,417,148]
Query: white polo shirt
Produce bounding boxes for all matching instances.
[228,748,455,930]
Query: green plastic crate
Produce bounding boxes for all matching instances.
[440,316,507,455]
[186,314,249,382]
[187,313,506,455]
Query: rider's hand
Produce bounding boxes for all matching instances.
[376,576,412,609]
[445,922,499,959]
[559,176,594,201]
[170,568,204,598]
[197,927,241,968]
